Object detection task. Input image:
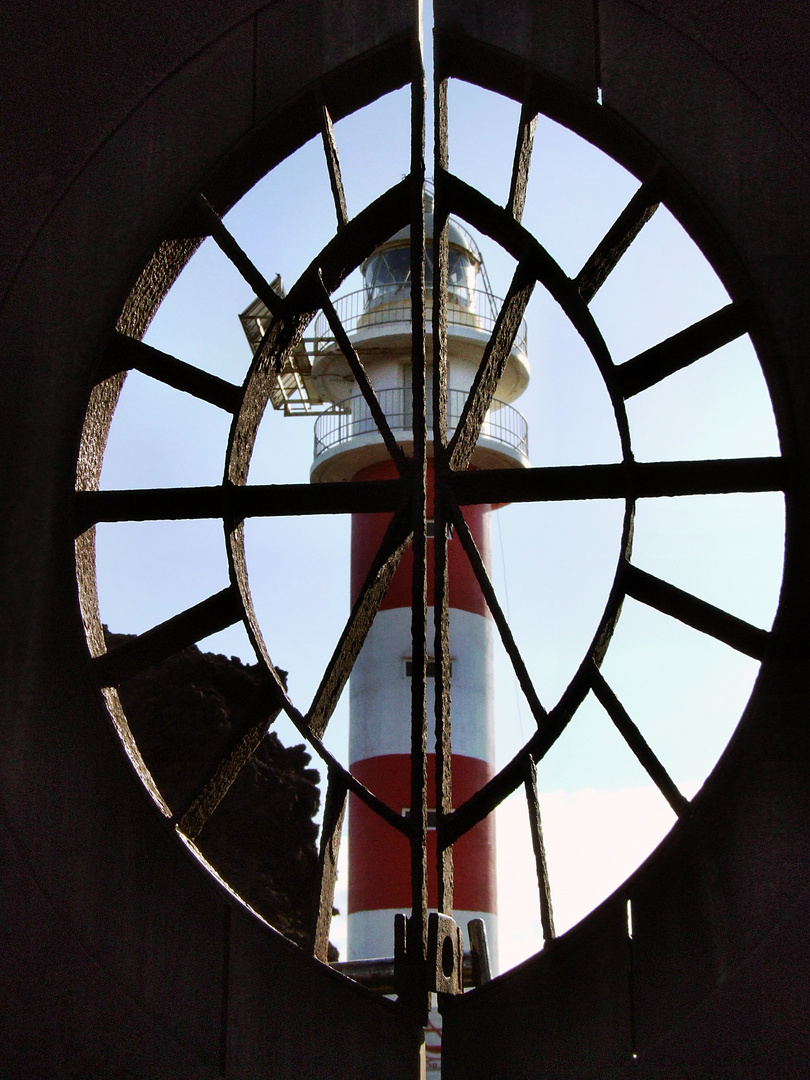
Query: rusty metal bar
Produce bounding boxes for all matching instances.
[507,100,537,223]
[193,193,284,319]
[75,478,405,533]
[306,507,413,739]
[623,563,770,660]
[75,488,226,532]
[523,756,555,944]
[432,78,453,917]
[433,75,450,455]
[177,680,285,839]
[433,448,454,923]
[589,664,690,817]
[93,587,242,687]
[313,271,408,472]
[313,768,348,962]
[99,331,242,412]
[319,101,349,230]
[616,301,750,399]
[574,173,663,304]
[446,493,548,728]
[450,457,785,507]
[408,27,429,993]
[235,478,405,517]
[448,257,535,471]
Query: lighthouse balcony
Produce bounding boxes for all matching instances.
[310,387,529,483]
[311,286,528,361]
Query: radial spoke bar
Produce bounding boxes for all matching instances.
[177,680,285,839]
[313,272,408,472]
[589,664,690,817]
[507,100,537,224]
[623,563,770,660]
[320,102,349,230]
[306,508,413,739]
[574,173,663,304]
[237,479,405,518]
[75,487,226,532]
[93,587,242,687]
[75,477,405,532]
[616,302,750,399]
[448,258,535,471]
[313,767,348,962]
[523,756,555,944]
[99,332,242,411]
[447,495,548,727]
[193,193,284,319]
[450,457,785,507]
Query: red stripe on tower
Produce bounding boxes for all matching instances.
[349,755,496,914]
[351,460,492,617]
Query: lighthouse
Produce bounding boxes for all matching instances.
[307,197,530,1052]
[239,194,530,1070]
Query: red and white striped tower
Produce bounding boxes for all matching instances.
[310,200,529,1062]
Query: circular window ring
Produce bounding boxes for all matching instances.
[76,40,787,986]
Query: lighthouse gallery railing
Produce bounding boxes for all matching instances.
[311,287,528,357]
[314,387,528,460]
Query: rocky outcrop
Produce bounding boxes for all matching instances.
[106,631,330,954]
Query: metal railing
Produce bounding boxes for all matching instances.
[311,287,528,357]
[313,387,529,461]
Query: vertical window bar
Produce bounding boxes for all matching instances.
[408,23,429,982]
[432,73,453,917]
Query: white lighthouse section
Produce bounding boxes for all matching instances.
[310,200,529,485]
[349,609,495,764]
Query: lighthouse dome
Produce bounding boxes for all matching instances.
[360,193,481,312]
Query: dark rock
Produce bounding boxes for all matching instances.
[105,630,336,957]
